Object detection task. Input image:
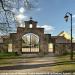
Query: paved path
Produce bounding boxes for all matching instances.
[0,57,75,75]
[0,57,57,74]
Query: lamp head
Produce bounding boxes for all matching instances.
[64,15,69,22]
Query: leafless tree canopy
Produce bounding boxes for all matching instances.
[0,0,38,35]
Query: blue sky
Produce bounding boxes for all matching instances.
[2,0,75,37]
[24,0,75,37]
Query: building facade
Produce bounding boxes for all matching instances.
[0,18,51,56]
[0,19,75,56]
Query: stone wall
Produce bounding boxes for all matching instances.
[10,27,48,55]
[0,19,49,56]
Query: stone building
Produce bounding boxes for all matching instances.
[0,18,51,56]
[0,19,75,56]
[51,32,75,55]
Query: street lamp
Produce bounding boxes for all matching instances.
[64,12,73,60]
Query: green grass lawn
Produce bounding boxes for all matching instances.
[46,64,75,72]
[0,52,19,59]
[38,54,75,72]
[50,54,75,72]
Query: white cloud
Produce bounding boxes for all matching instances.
[12,7,25,14]
[15,14,28,21]
[72,15,75,18]
[12,7,28,21]
[12,7,28,27]
[19,7,25,13]
[15,13,28,27]
[37,25,55,34]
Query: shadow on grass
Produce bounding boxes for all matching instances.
[63,70,75,73]
[0,61,75,70]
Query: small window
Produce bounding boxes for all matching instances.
[8,43,12,52]
[48,43,53,52]
[29,24,33,28]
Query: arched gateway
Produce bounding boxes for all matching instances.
[9,18,51,55]
[22,33,39,53]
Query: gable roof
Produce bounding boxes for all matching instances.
[58,31,71,40]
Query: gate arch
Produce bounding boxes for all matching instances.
[22,33,39,53]
[10,19,48,55]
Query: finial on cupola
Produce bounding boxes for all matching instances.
[30,17,32,20]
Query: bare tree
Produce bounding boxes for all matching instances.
[0,0,38,35]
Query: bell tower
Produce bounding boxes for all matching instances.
[25,17,37,28]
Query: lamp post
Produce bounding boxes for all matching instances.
[64,12,73,60]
